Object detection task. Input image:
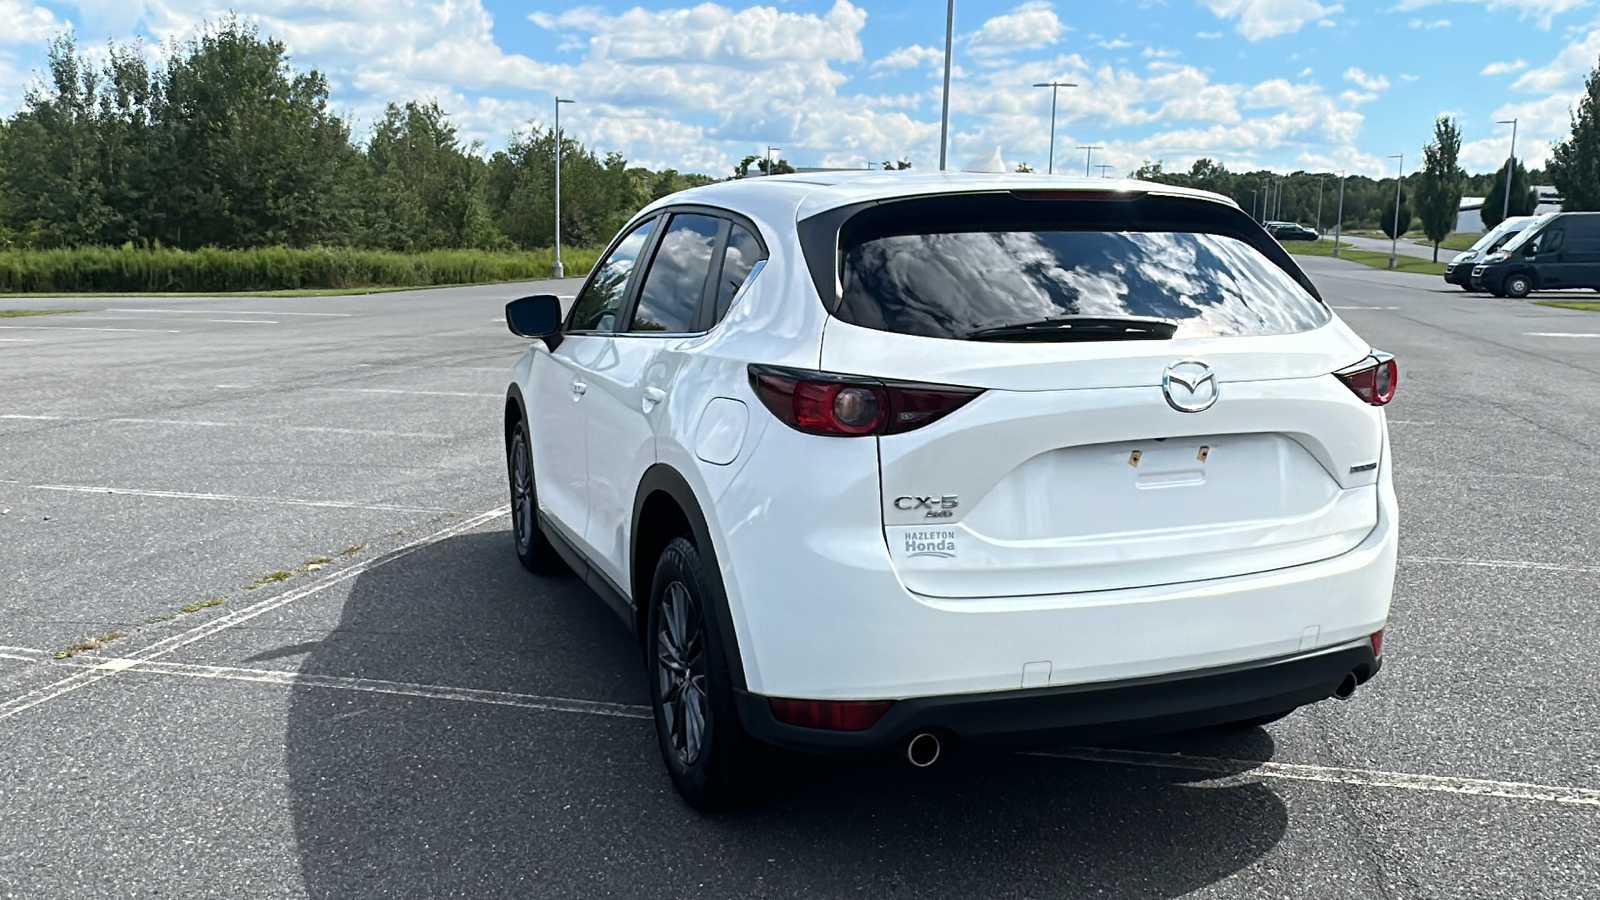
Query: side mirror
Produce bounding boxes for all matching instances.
[506,295,563,348]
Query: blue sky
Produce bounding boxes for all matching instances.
[1,0,1595,178]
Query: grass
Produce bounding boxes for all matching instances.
[0,307,83,316]
[56,631,125,658]
[1437,232,1485,252]
[1284,239,1448,276]
[180,595,227,614]
[0,245,603,294]
[245,570,294,590]
[1536,299,1600,312]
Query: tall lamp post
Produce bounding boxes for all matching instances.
[552,97,576,279]
[1250,189,1258,221]
[1096,163,1113,178]
[938,0,954,171]
[1333,170,1346,257]
[1388,153,1404,270]
[1315,174,1326,234]
[1032,81,1076,174]
[1076,144,1102,177]
[766,146,781,176]
[1497,118,1519,222]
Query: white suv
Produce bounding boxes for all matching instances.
[503,173,1398,810]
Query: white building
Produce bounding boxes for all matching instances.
[1455,185,1562,233]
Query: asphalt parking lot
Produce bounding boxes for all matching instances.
[2,261,1599,898]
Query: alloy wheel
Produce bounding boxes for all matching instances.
[656,580,709,766]
[510,432,534,555]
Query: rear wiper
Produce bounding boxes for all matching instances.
[965,316,1178,342]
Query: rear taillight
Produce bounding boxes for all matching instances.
[748,365,983,436]
[769,697,894,731]
[1371,629,1384,657]
[1335,351,1398,406]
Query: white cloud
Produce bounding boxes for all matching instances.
[1142,46,1182,59]
[0,0,59,44]
[1407,17,1451,27]
[869,44,942,75]
[1511,24,1600,92]
[1098,38,1134,49]
[1200,0,1344,40]
[1481,59,1529,75]
[1391,0,1587,29]
[1343,67,1390,91]
[969,1,1063,54]
[1196,30,1224,38]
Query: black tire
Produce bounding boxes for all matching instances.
[1504,273,1533,298]
[506,418,565,573]
[647,537,774,811]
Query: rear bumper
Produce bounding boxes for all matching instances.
[737,639,1381,753]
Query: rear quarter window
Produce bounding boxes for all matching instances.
[817,193,1330,341]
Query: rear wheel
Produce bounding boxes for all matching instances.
[506,420,564,573]
[648,537,774,811]
[1504,273,1533,298]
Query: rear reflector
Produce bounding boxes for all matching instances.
[1371,629,1384,657]
[1334,350,1398,406]
[769,697,894,731]
[749,364,982,437]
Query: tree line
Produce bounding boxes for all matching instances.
[0,19,713,253]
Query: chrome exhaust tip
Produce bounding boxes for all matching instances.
[1333,671,1359,701]
[906,732,942,768]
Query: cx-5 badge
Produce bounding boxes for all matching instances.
[1162,360,1219,413]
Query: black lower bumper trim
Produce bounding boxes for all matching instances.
[736,643,1380,753]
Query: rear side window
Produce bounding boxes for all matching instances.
[631,214,721,333]
[839,229,1329,340]
[713,223,766,322]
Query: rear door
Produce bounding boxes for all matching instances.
[815,193,1385,599]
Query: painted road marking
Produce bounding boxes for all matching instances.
[1031,747,1600,808]
[76,315,280,324]
[1402,555,1600,576]
[326,388,501,398]
[0,325,181,334]
[0,338,37,342]
[26,483,448,513]
[0,414,451,438]
[1523,332,1600,338]
[0,507,508,723]
[90,659,651,721]
[1332,306,1401,310]
[109,308,352,317]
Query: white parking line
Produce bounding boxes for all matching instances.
[27,483,448,513]
[1523,332,1600,338]
[0,507,508,723]
[1332,306,1401,310]
[74,315,279,324]
[1032,747,1600,807]
[0,414,452,439]
[1401,555,1600,576]
[95,659,652,720]
[108,308,351,317]
[0,325,181,334]
[0,414,62,420]
[326,388,501,398]
[0,338,37,342]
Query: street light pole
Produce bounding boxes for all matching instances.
[938,0,954,171]
[1315,175,1325,234]
[1032,81,1076,175]
[1096,163,1113,178]
[553,97,576,279]
[1497,118,1519,222]
[1076,144,1102,177]
[1250,190,1258,221]
[766,146,781,176]
[1388,153,1404,270]
[1333,171,1346,257]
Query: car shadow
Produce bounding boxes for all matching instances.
[285,529,1288,899]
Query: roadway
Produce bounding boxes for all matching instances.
[1,262,1598,898]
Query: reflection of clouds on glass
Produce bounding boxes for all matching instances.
[840,230,1328,340]
[571,219,656,331]
[634,214,719,333]
[716,225,765,320]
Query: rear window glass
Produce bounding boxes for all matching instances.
[838,229,1330,340]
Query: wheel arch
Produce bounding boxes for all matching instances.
[504,383,528,444]
[631,464,747,690]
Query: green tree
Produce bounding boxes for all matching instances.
[882,157,912,170]
[734,154,794,177]
[1416,116,1464,261]
[1548,54,1600,210]
[149,17,359,248]
[1481,159,1537,229]
[1378,183,1412,239]
[363,101,494,250]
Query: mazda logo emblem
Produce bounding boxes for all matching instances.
[1162,360,1218,413]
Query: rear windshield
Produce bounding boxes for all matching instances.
[838,228,1330,341]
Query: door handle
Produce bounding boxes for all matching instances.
[571,380,587,397]
[642,387,667,411]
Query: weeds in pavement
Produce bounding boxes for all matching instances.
[56,631,125,658]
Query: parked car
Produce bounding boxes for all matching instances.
[1444,216,1536,289]
[1268,222,1320,241]
[501,173,1397,810]
[1472,211,1600,297]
